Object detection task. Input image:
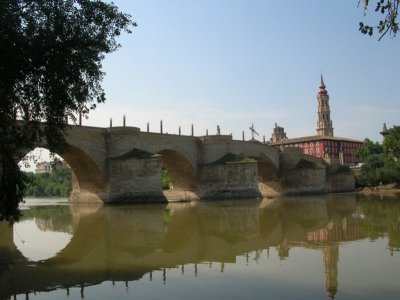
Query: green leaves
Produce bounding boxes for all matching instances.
[356,138,383,160]
[355,130,400,187]
[0,0,135,223]
[24,165,72,197]
[383,126,400,158]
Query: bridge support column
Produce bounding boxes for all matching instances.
[197,161,261,199]
[106,154,167,203]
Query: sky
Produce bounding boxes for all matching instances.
[70,1,399,143]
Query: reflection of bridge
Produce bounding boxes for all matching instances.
[0,195,365,299]
[21,124,354,203]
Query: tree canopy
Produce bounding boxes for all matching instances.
[359,0,399,40]
[356,128,400,187]
[383,126,400,158]
[0,0,135,223]
[356,138,384,161]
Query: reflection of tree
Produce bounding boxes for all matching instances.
[356,195,400,252]
[22,206,73,234]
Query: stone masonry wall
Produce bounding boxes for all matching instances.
[280,148,303,169]
[326,173,355,193]
[198,162,261,199]
[281,168,326,195]
[107,155,166,203]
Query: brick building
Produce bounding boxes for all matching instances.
[271,76,363,165]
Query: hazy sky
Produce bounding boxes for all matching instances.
[81,1,399,142]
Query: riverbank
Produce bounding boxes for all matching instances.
[357,183,400,197]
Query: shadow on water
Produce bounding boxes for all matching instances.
[1,193,399,299]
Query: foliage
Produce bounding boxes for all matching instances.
[24,165,72,197]
[162,167,171,190]
[356,153,400,186]
[359,0,399,40]
[0,0,135,223]
[356,138,383,160]
[383,126,400,158]
[355,132,400,187]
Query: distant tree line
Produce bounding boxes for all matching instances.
[25,164,173,197]
[356,126,400,187]
[24,165,72,197]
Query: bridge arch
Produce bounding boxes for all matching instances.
[20,144,106,202]
[60,144,106,202]
[157,149,197,192]
[244,155,281,197]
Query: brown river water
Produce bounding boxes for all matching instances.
[1,193,399,300]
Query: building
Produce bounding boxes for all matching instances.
[35,162,52,173]
[35,158,68,173]
[270,123,287,143]
[271,76,363,165]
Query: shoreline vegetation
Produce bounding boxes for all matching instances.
[24,165,173,198]
[24,166,72,198]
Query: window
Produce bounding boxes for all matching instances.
[316,148,319,153]
[304,143,308,147]
[316,141,319,146]
[305,149,308,154]
[310,142,313,146]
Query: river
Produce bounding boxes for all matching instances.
[1,194,399,300]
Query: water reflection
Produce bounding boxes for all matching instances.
[1,194,399,299]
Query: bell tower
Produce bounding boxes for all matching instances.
[316,75,334,137]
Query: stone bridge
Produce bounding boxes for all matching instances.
[23,124,355,203]
[27,124,282,202]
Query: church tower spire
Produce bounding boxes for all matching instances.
[316,75,334,137]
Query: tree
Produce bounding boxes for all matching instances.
[24,165,72,197]
[383,125,400,158]
[355,128,400,187]
[356,138,383,161]
[359,0,399,40]
[0,0,135,224]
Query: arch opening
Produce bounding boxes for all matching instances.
[19,147,72,198]
[19,145,106,203]
[247,156,281,198]
[157,150,198,200]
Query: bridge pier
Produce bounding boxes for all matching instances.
[106,152,166,203]
[197,161,262,199]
